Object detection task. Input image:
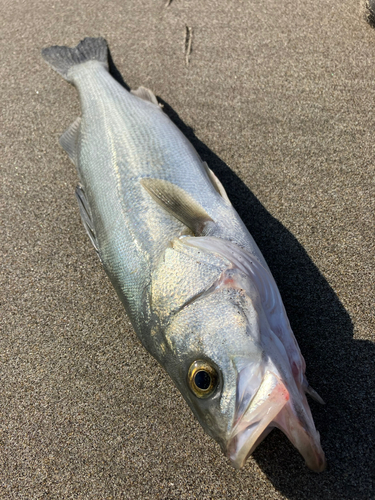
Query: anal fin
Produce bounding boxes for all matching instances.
[75,184,101,261]
[59,117,81,165]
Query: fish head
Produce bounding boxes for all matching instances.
[163,269,326,472]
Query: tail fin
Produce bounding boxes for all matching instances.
[41,37,108,82]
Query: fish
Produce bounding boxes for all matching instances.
[41,37,326,472]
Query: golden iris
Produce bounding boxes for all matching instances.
[188,360,218,398]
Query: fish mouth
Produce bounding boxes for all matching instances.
[226,370,326,472]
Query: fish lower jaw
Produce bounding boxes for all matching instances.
[226,428,326,473]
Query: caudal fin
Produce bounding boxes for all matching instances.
[41,37,108,82]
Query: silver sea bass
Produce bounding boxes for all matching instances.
[42,37,326,471]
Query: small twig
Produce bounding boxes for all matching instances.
[165,0,173,7]
[184,26,193,66]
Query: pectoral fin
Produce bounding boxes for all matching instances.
[140,178,214,235]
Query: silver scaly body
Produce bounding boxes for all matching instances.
[42,38,326,471]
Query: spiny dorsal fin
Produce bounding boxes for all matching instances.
[59,117,81,165]
[131,86,159,106]
[140,178,214,235]
[202,162,231,204]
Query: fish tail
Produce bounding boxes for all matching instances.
[41,37,108,83]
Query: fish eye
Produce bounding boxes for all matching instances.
[188,360,218,398]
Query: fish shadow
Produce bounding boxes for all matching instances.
[108,53,375,500]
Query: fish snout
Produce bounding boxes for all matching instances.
[226,370,289,468]
[226,370,326,472]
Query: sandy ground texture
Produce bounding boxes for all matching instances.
[1,0,375,498]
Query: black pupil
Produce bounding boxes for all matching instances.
[194,370,211,390]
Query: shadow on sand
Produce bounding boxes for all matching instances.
[109,50,375,500]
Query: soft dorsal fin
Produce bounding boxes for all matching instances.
[131,86,159,106]
[59,117,81,165]
[140,178,214,235]
[202,162,231,204]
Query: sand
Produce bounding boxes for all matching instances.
[1,0,374,498]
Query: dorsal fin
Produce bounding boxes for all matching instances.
[202,162,231,204]
[140,178,214,235]
[59,117,81,165]
[131,86,159,106]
